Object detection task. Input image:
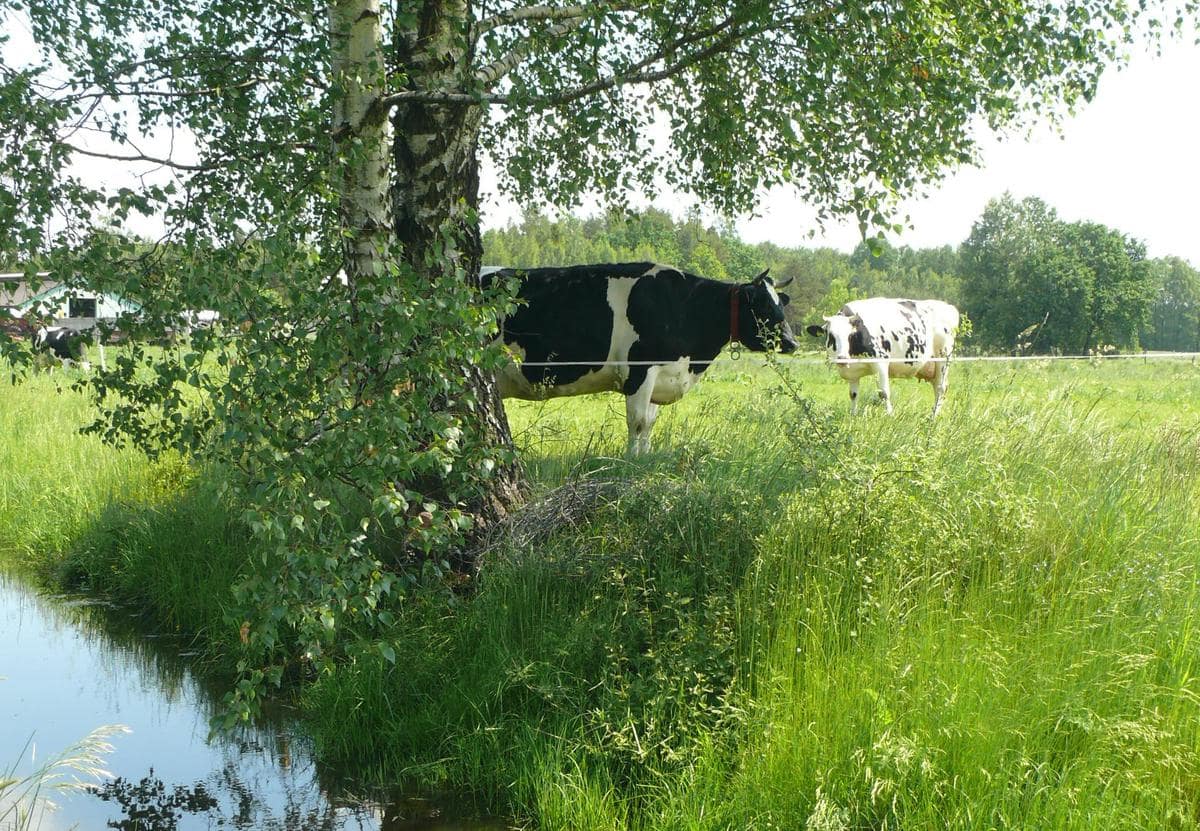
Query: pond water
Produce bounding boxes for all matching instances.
[0,574,508,830]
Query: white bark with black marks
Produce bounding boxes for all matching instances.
[330,0,392,310]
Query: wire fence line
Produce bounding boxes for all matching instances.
[504,352,1200,368]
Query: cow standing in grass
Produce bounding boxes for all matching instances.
[484,262,797,454]
[33,326,90,371]
[807,298,960,416]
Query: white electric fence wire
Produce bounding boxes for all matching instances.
[508,352,1200,368]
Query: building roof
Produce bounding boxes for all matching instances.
[6,281,142,317]
[0,272,58,308]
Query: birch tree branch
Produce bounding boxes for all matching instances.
[520,2,839,107]
[474,15,594,89]
[474,4,596,36]
[378,3,835,112]
[529,24,748,107]
[379,14,743,107]
[57,142,213,171]
[378,89,507,105]
[529,12,745,103]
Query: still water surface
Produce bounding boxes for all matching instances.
[0,574,506,830]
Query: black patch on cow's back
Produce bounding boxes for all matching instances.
[905,333,919,356]
[488,264,639,387]
[482,262,696,389]
[904,330,929,364]
[622,265,732,389]
[886,304,927,364]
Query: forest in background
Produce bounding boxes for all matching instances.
[483,195,1200,354]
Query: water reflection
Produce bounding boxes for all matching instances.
[0,575,509,830]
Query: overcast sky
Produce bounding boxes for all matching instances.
[481,38,1200,266]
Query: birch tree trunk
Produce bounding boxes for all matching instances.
[392,1,526,557]
[331,0,522,570]
[331,0,391,314]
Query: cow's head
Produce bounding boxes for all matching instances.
[806,313,868,366]
[740,270,797,354]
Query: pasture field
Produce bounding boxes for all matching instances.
[3,355,1200,829]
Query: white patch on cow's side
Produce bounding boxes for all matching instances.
[604,275,640,375]
[641,263,672,277]
[625,364,660,454]
[649,356,695,405]
[833,359,883,383]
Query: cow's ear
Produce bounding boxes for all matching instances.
[778,293,790,307]
[805,323,826,337]
[752,269,770,285]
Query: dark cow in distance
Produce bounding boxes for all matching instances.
[33,326,90,370]
[483,262,797,453]
[806,298,960,416]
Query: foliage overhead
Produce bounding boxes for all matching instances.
[479,0,1192,227]
[2,0,1195,263]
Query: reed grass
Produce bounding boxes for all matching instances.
[0,725,129,831]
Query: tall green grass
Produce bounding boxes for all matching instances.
[0,373,154,566]
[0,371,248,643]
[4,358,1200,828]
[305,359,1200,828]
[712,392,1200,829]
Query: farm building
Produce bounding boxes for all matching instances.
[1,272,142,331]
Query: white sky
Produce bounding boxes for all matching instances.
[481,38,1200,266]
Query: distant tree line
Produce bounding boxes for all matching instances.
[483,198,1200,354]
[960,195,1199,354]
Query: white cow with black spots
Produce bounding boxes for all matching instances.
[806,298,960,416]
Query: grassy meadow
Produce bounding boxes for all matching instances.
[3,354,1200,829]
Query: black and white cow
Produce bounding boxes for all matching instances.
[484,262,797,453]
[806,298,960,416]
[33,326,89,370]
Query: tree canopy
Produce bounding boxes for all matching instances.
[3,0,1193,263]
[960,195,1155,353]
[1144,257,1200,352]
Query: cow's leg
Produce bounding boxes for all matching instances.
[848,379,860,415]
[931,358,950,417]
[625,366,660,454]
[874,361,893,414]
